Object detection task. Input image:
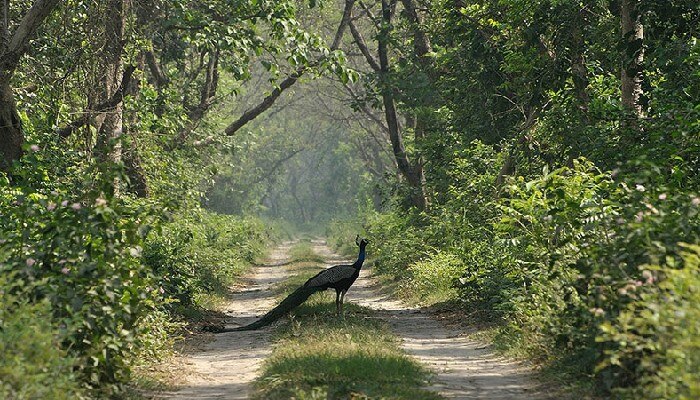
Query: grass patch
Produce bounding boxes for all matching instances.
[253,260,441,399]
[289,241,326,263]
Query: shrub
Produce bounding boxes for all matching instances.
[493,160,617,356]
[474,158,700,392]
[326,219,364,256]
[365,210,432,278]
[0,181,161,395]
[597,244,700,399]
[365,153,700,397]
[403,251,464,304]
[143,210,269,310]
[0,274,83,399]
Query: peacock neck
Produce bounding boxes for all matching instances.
[355,245,366,268]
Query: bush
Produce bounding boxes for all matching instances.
[597,244,700,399]
[365,210,432,278]
[143,210,269,310]
[403,251,464,304]
[0,274,83,399]
[493,158,700,380]
[326,219,364,256]
[492,160,617,356]
[0,180,161,395]
[365,153,700,396]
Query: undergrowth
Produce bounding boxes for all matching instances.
[352,152,700,398]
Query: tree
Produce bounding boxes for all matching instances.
[341,0,431,210]
[620,0,644,124]
[0,0,61,172]
[94,0,127,169]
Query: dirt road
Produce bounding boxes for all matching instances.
[156,242,292,399]
[312,240,544,399]
[162,240,543,399]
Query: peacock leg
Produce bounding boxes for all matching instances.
[340,290,347,316]
[335,289,341,315]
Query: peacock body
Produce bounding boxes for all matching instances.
[214,236,368,332]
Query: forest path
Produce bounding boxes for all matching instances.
[155,241,294,400]
[157,239,545,399]
[312,240,546,400]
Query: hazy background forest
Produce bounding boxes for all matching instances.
[1,0,699,398]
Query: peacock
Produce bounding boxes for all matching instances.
[213,235,369,332]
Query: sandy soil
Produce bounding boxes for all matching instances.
[155,242,293,400]
[159,239,545,399]
[312,240,546,400]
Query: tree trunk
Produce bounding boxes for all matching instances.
[289,176,308,224]
[621,0,644,124]
[571,8,590,118]
[0,80,22,172]
[412,117,429,210]
[123,54,149,198]
[95,0,126,167]
[400,0,432,62]
[0,0,62,171]
[377,0,427,210]
[123,138,149,197]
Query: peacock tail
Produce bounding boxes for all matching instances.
[222,285,322,332]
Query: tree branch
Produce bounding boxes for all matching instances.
[331,0,355,49]
[224,0,356,136]
[343,82,389,134]
[144,50,168,87]
[251,148,304,185]
[348,19,381,71]
[57,64,136,138]
[224,70,302,136]
[1,0,61,76]
[173,46,220,145]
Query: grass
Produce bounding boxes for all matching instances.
[253,255,441,399]
[288,240,327,263]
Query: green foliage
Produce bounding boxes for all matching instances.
[3,0,360,396]
[353,0,700,395]
[366,153,700,395]
[4,0,700,397]
[143,210,268,309]
[403,251,464,304]
[365,210,432,278]
[0,275,83,399]
[493,160,617,355]
[597,245,700,399]
[326,219,364,257]
[0,175,160,394]
[488,159,699,380]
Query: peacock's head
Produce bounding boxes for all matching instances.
[355,235,369,247]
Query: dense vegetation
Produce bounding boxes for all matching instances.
[325,1,700,398]
[1,0,698,398]
[0,0,321,396]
